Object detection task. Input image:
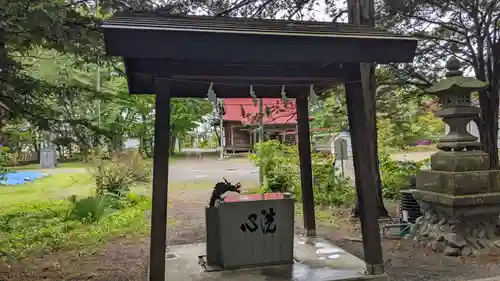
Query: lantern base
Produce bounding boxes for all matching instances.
[436,140,480,152]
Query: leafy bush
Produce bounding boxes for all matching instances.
[376,91,444,149]
[249,140,300,193]
[90,150,151,199]
[250,140,353,207]
[0,146,11,181]
[379,150,422,199]
[64,150,152,224]
[312,156,354,207]
[66,194,115,223]
[251,141,424,206]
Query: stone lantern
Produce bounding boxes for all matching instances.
[426,55,486,151]
[412,54,500,256]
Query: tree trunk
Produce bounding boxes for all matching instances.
[57,145,65,161]
[80,145,89,162]
[148,139,154,157]
[66,144,73,159]
[33,139,40,161]
[107,132,124,154]
[477,87,499,169]
[213,124,221,146]
[169,135,176,155]
[139,136,147,157]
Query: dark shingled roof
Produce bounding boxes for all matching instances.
[101,12,418,97]
[102,12,417,41]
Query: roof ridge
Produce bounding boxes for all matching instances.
[103,13,416,40]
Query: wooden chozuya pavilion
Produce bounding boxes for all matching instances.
[101,12,417,281]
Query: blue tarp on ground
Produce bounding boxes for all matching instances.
[0,171,47,185]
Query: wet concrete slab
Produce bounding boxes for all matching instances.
[164,236,388,281]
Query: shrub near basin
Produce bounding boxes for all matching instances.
[249,140,354,207]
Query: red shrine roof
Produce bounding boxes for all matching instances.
[223,98,300,125]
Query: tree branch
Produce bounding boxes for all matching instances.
[251,0,277,18]
[215,0,257,16]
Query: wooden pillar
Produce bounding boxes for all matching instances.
[249,130,253,147]
[344,64,384,275]
[347,0,388,218]
[219,103,224,160]
[149,78,171,281]
[296,94,316,236]
[258,98,265,186]
[230,124,235,152]
[252,130,257,147]
[295,125,299,144]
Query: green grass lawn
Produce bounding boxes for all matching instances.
[0,171,233,262]
[0,173,153,261]
[0,174,93,207]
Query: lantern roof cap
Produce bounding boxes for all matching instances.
[426,51,488,94]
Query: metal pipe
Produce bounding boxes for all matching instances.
[258,98,264,186]
[219,99,224,160]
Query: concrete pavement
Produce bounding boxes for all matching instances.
[164,236,387,281]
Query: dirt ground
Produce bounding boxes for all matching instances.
[314,205,500,281]
[2,157,500,281]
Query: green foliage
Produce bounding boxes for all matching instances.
[379,150,422,199]
[376,88,444,149]
[414,111,445,141]
[66,190,145,223]
[250,140,353,207]
[250,141,423,205]
[90,150,151,199]
[0,146,11,181]
[0,172,151,260]
[0,197,151,260]
[378,0,500,167]
[2,1,99,131]
[377,112,444,149]
[66,194,115,223]
[249,140,299,193]
[311,86,444,151]
[312,157,355,207]
[309,87,348,132]
[62,150,153,224]
[7,36,211,161]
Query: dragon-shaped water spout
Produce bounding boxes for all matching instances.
[208,178,241,208]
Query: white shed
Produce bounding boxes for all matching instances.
[328,131,353,157]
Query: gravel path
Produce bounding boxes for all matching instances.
[31,157,258,184]
[30,150,435,184]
